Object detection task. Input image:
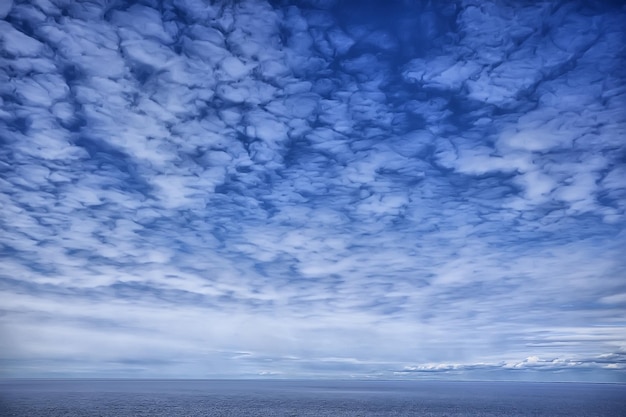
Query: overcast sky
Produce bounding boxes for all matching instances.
[0,0,625,382]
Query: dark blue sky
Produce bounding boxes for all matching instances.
[0,0,625,381]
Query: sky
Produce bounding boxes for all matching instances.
[0,0,625,382]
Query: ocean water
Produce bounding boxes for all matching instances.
[0,379,624,416]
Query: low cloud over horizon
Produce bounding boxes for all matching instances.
[1,0,625,382]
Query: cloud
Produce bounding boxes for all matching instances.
[395,350,626,381]
[0,0,625,381]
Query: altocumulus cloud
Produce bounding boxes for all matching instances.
[0,0,625,381]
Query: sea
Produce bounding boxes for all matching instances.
[0,379,625,416]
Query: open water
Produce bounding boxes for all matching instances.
[0,379,624,416]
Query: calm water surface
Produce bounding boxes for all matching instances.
[1,379,624,416]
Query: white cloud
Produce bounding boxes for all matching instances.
[0,0,624,381]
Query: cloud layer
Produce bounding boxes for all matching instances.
[0,0,625,381]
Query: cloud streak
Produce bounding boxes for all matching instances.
[0,0,625,381]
